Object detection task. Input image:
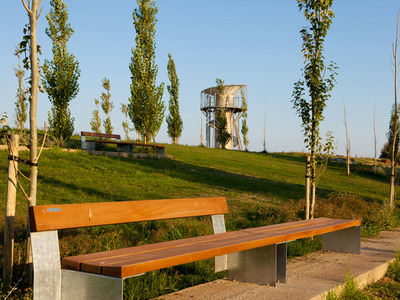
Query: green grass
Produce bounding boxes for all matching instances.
[326,252,400,300]
[1,142,399,299]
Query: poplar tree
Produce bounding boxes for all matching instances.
[42,0,80,140]
[90,98,102,133]
[100,78,114,135]
[14,47,28,131]
[129,0,164,143]
[292,0,337,219]
[241,89,249,151]
[215,78,230,149]
[166,53,183,144]
[389,10,400,209]
[121,103,131,140]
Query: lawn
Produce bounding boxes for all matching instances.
[0,143,398,298]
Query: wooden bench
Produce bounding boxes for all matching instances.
[29,197,361,300]
[81,131,166,155]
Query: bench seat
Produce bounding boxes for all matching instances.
[90,140,165,155]
[80,131,166,155]
[62,218,360,278]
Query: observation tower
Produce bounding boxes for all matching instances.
[200,84,247,150]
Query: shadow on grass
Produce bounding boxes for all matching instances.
[69,153,338,202]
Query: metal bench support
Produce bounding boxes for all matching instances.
[61,270,123,300]
[227,242,287,286]
[156,147,165,155]
[116,144,133,153]
[212,214,227,272]
[31,231,61,300]
[322,225,361,254]
[277,242,287,283]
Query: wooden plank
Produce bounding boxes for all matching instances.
[29,197,228,232]
[106,219,361,277]
[81,131,121,139]
[61,218,360,278]
[92,140,164,148]
[62,218,345,272]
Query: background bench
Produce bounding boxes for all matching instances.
[81,131,165,155]
[29,197,361,300]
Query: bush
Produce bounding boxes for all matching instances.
[314,193,400,236]
[386,252,400,281]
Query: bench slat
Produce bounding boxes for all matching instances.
[91,140,164,148]
[62,218,329,270]
[29,197,228,232]
[62,218,360,278]
[81,131,121,139]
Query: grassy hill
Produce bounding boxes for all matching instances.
[0,144,398,299]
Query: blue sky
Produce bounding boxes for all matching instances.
[1,1,399,157]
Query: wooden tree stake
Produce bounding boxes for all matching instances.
[3,134,20,285]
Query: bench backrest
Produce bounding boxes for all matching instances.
[81,131,121,140]
[29,197,228,232]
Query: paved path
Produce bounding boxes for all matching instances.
[157,229,400,300]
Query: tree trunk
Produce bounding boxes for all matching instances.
[344,103,350,175]
[390,10,399,209]
[3,134,19,287]
[22,0,40,281]
[310,176,316,219]
[29,6,39,207]
[347,140,350,176]
[305,156,311,220]
[390,165,396,209]
[373,107,377,171]
[310,170,316,219]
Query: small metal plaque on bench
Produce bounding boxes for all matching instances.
[47,208,61,213]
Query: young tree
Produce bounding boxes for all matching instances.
[21,0,42,204]
[344,102,350,175]
[100,78,114,135]
[42,0,80,140]
[14,47,28,131]
[121,103,131,140]
[263,101,267,152]
[389,10,400,209]
[373,107,378,168]
[166,53,183,144]
[0,113,8,129]
[129,0,164,143]
[215,78,230,149]
[21,0,43,281]
[90,98,102,133]
[215,109,230,149]
[292,0,338,220]
[241,89,249,151]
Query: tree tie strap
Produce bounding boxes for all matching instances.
[8,155,38,166]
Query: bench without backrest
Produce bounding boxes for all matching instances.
[29,197,361,300]
[80,131,165,155]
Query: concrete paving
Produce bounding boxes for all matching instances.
[156,229,400,300]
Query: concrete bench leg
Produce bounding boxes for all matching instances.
[117,144,133,153]
[61,270,123,300]
[322,225,361,254]
[85,141,96,151]
[156,147,165,155]
[227,243,287,286]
